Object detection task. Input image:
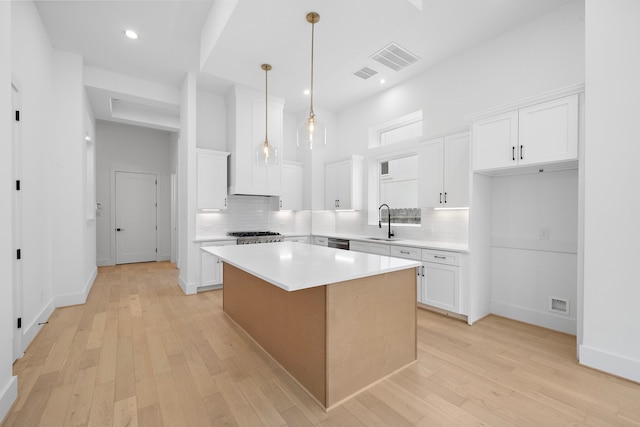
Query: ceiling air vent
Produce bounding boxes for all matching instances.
[353,66,378,80]
[371,42,420,72]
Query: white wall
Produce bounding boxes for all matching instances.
[330,0,584,242]
[51,49,96,307]
[490,169,579,334]
[178,73,199,294]
[581,0,640,382]
[0,2,18,422]
[95,121,172,265]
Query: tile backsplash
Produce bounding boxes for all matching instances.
[196,195,311,236]
[196,196,468,244]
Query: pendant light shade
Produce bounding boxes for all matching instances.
[297,12,326,150]
[255,63,279,165]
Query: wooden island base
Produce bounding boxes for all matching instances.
[223,263,417,410]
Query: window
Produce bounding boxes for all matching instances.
[378,155,420,225]
[368,110,423,148]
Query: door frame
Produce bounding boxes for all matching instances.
[12,78,23,362]
[110,168,159,265]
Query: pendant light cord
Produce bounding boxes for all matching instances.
[309,20,315,119]
[264,66,269,143]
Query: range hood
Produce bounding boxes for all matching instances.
[225,85,284,196]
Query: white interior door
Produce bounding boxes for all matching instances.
[12,82,23,362]
[115,171,157,264]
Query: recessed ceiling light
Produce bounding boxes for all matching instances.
[123,29,139,40]
[303,89,310,96]
[379,78,386,85]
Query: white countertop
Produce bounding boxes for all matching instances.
[194,235,237,243]
[201,241,421,292]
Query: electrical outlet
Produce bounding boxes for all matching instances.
[539,227,550,240]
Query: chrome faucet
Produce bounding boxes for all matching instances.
[378,204,394,239]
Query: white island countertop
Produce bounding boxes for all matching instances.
[202,241,421,292]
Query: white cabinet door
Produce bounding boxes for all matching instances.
[472,110,519,171]
[443,132,470,207]
[349,241,368,253]
[419,132,469,208]
[419,138,444,207]
[197,150,229,210]
[200,241,236,287]
[280,162,303,210]
[422,262,461,313]
[325,162,339,209]
[324,156,363,210]
[336,161,353,209]
[518,94,578,166]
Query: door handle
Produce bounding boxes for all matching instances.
[116,228,124,231]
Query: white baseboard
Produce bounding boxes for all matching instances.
[491,300,577,335]
[0,376,17,425]
[178,275,197,295]
[580,345,640,383]
[22,298,55,357]
[54,267,98,308]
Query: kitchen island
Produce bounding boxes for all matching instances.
[201,241,421,410]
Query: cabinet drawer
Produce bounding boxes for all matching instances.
[349,241,368,253]
[421,249,460,266]
[313,236,328,246]
[390,245,421,260]
[368,243,390,256]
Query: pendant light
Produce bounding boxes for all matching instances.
[255,63,279,165]
[297,12,326,150]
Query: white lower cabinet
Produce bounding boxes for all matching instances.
[420,249,463,313]
[200,241,236,287]
[390,245,422,303]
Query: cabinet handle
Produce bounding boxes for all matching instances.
[224,198,227,207]
[520,145,523,160]
[444,192,447,203]
[512,146,515,161]
[439,192,443,204]
[400,250,410,254]
[434,255,446,259]
[337,199,340,207]
[422,265,425,276]
[280,200,282,208]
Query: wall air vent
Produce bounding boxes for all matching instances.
[353,66,378,80]
[549,297,569,315]
[371,42,420,72]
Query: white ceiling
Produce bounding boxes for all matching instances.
[34,0,573,127]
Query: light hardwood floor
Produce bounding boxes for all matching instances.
[2,261,639,426]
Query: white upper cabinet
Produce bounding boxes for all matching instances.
[226,85,283,196]
[518,95,579,166]
[473,94,579,173]
[325,155,363,210]
[420,131,470,208]
[472,111,518,171]
[280,161,303,211]
[196,149,229,210]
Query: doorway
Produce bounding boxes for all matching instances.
[115,171,157,264]
[12,81,23,362]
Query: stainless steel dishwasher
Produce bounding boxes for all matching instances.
[327,237,349,250]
